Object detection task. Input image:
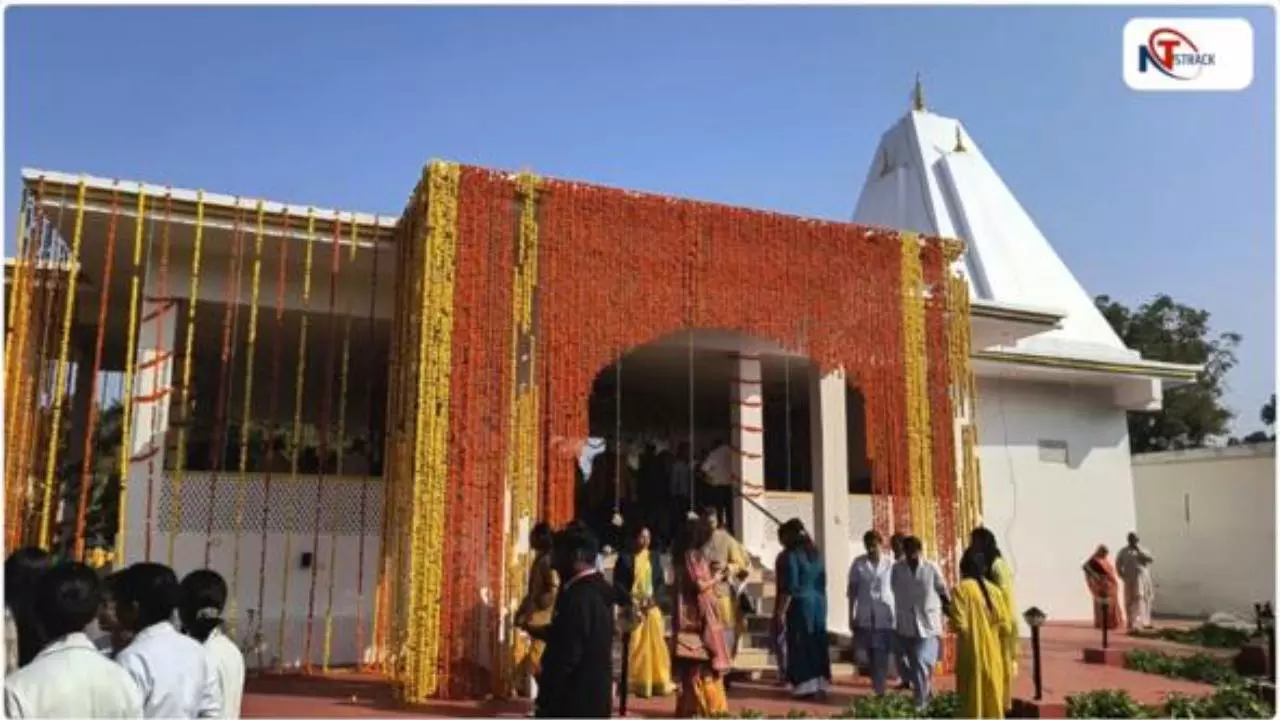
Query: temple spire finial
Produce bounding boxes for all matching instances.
[954,124,967,153]
[911,73,926,112]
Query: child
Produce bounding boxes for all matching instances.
[113,563,222,718]
[179,570,245,720]
[3,562,143,718]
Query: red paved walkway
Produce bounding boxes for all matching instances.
[243,623,1224,718]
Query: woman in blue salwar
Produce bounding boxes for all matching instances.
[772,518,832,699]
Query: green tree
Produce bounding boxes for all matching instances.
[1095,294,1241,453]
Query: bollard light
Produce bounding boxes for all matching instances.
[1023,607,1048,702]
[1261,602,1275,682]
[1098,594,1111,649]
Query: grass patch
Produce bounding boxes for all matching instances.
[1124,648,1240,685]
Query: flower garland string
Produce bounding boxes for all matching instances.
[322,214,359,672]
[278,208,317,668]
[254,209,290,668]
[37,178,88,549]
[203,202,246,566]
[225,200,266,642]
[168,190,204,563]
[303,211,345,672]
[72,185,121,559]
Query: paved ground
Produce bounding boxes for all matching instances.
[242,622,1225,718]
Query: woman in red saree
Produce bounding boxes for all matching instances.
[1082,545,1124,631]
[671,517,731,718]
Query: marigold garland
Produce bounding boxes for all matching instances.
[225,200,267,640]
[323,215,359,673]
[168,190,205,564]
[278,208,318,667]
[359,162,983,699]
[114,190,147,562]
[255,210,290,657]
[73,186,121,560]
[36,178,88,548]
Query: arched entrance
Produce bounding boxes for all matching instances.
[577,329,875,558]
[378,162,980,701]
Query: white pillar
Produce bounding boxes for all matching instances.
[121,291,177,563]
[810,368,851,635]
[731,353,766,556]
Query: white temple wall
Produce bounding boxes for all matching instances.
[974,376,1136,635]
[744,376,1136,637]
[1132,443,1276,619]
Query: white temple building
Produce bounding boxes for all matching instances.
[739,89,1202,635]
[13,88,1203,668]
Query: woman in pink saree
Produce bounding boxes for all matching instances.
[671,517,731,718]
[1082,545,1124,631]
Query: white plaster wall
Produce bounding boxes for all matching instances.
[167,529,382,669]
[748,378,1137,636]
[975,377,1136,634]
[1132,444,1276,619]
[136,472,384,670]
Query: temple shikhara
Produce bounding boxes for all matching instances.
[3,89,1200,703]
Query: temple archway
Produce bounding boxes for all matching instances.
[578,328,872,561]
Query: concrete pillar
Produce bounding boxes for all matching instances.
[810,368,851,635]
[121,291,177,563]
[731,353,766,556]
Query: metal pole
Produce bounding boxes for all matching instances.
[1032,625,1043,702]
[618,626,631,716]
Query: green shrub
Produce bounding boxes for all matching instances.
[1160,692,1205,718]
[1124,648,1238,684]
[784,710,811,719]
[844,693,919,718]
[1195,682,1273,718]
[921,691,959,718]
[737,710,767,719]
[1133,623,1256,649]
[1065,689,1152,718]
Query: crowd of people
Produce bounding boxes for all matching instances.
[514,509,1038,719]
[3,549,245,719]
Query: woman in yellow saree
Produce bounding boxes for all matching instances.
[948,551,1015,719]
[969,527,1018,711]
[614,526,673,698]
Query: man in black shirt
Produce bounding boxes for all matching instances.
[535,523,616,718]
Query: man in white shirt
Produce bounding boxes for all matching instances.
[113,563,222,719]
[1115,532,1155,632]
[890,536,950,710]
[4,562,144,719]
[699,441,734,530]
[847,529,895,696]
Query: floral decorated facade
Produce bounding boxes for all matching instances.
[377,161,982,701]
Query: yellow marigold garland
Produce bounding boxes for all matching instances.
[116,190,147,562]
[899,232,936,556]
[502,173,542,689]
[169,191,206,565]
[278,208,317,666]
[228,200,266,639]
[38,178,88,549]
[403,161,461,702]
[947,271,982,536]
[322,215,359,672]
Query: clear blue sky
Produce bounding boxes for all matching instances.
[5,5,1274,431]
